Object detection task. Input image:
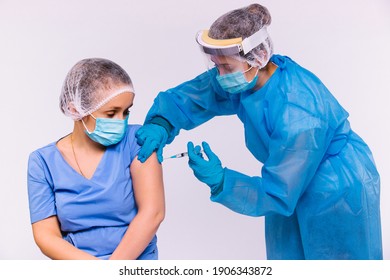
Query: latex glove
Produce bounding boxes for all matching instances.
[187,141,224,193]
[136,124,168,163]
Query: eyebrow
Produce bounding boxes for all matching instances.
[105,104,133,111]
[212,59,233,67]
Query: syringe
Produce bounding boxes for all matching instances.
[167,152,189,159]
[164,150,203,160]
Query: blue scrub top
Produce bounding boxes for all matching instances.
[27,125,157,259]
[144,55,382,259]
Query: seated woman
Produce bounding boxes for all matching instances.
[27,58,165,260]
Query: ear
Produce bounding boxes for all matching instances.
[250,49,268,68]
[67,101,79,115]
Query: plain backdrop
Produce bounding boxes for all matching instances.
[0,0,389,260]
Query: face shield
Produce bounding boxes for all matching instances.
[195,27,269,75]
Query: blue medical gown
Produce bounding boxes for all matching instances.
[27,125,158,260]
[145,55,382,259]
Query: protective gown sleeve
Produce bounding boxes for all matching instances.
[211,100,330,217]
[145,69,239,143]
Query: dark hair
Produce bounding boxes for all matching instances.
[208,4,273,67]
[209,3,271,40]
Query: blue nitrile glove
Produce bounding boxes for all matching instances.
[187,141,224,194]
[136,123,168,163]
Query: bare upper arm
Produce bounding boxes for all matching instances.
[130,153,165,213]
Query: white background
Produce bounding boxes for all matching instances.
[0,0,389,260]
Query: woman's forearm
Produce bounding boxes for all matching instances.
[109,210,164,260]
[32,217,99,260]
[38,236,99,260]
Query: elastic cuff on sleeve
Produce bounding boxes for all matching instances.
[148,116,173,134]
[210,168,227,198]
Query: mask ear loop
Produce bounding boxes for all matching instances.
[81,114,96,134]
[243,65,260,83]
[243,65,253,73]
[251,67,260,83]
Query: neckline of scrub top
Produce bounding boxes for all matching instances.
[53,139,109,181]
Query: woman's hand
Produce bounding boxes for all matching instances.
[32,216,99,260]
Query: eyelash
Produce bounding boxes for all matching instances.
[105,109,130,118]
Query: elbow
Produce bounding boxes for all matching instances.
[148,210,165,232]
[281,205,295,217]
[141,207,165,228]
[33,236,45,255]
[153,201,166,225]
[155,208,165,226]
[32,229,46,252]
[267,194,297,217]
[32,233,54,259]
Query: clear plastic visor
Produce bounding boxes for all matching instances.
[196,30,260,75]
[200,51,252,76]
[196,28,270,75]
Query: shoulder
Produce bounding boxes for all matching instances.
[118,124,141,151]
[271,54,330,107]
[123,124,142,145]
[28,142,58,179]
[114,124,142,163]
[272,54,324,88]
[126,124,142,137]
[268,55,348,126]
[29,142,57,162]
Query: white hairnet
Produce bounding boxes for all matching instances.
[60,58,134,120]
[208,3,273,68]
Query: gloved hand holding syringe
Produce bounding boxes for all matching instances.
[165,141,225,195]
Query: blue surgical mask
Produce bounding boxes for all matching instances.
[216,66,259,94]
[82,114,129,146]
